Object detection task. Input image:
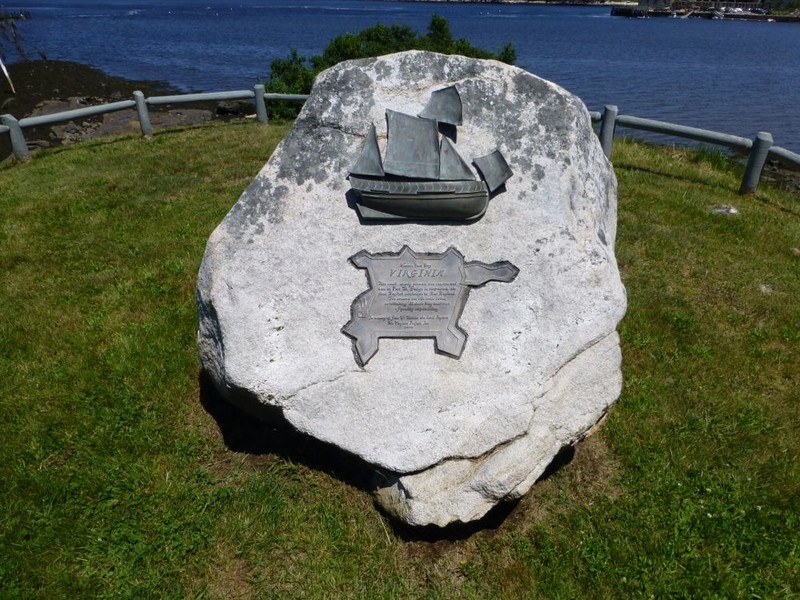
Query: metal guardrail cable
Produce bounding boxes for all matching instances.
[0,86,308,162]
[1,90,797,194]
[19,100,137,128]
[616,114,752,151]
[770,146,800,164]
[591,104,800,194]
[147,90,256,105]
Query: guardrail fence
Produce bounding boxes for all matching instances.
[591,105,800,195]
[0,84,307,162]
[2,90,799,196]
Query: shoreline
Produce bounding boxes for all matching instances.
[0,60,254,160]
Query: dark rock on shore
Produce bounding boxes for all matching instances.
[1,60,174,120]
[1,60,252,160]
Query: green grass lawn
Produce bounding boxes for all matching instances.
[1,123,798,598]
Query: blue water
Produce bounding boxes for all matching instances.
[4,0,800,151]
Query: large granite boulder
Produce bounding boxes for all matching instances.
[197,51,627,527]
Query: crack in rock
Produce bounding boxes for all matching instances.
[284,370,351,401]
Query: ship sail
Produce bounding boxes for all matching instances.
[383,110,440,180]
[419,85,463,126]
[350,123,384,177]
[473,150,514,193]
[439,137,475,181]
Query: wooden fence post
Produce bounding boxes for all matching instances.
[739,131,772,195]
[254,84,268,124]
[599,105,618,159]
[133,91,153,138]
[0,114,30,161]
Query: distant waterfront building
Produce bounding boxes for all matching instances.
[638,0,772,11]
[637,0,765,10]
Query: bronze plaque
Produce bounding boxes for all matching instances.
[342,246,519,366]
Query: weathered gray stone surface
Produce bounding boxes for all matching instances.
[197,51,627,527]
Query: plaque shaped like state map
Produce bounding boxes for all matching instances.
[342,246,519,366]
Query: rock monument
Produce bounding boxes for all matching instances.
[197,51,627,527]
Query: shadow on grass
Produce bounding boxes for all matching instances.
[199,369,576,541]
[618,160,800,218]
[614,160,741,194]
[391,445,576,543]
[198,369,376,492]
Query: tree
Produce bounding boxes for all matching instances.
[264,15,515,119]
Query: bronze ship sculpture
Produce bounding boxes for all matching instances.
[348,85,513,222]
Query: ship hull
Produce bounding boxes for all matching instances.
[349,176,489,221]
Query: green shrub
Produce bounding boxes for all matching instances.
[264,15,516,119]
